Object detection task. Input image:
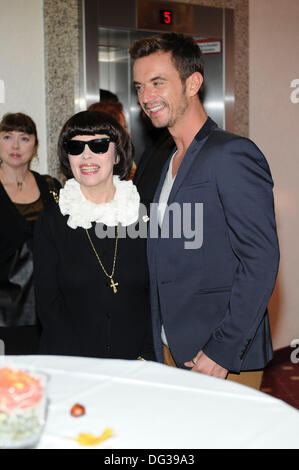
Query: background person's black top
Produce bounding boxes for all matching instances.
[134,129,175,213]
[0,172,61,354]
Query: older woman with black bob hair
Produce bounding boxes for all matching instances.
[33,110,155,360]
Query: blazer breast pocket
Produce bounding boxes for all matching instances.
[177,181,216,204]
[196,285,232,295]
[179,181,212,191]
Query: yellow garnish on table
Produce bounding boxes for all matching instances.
[70,428,113,446]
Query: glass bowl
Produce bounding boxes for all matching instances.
[0,367,49,449]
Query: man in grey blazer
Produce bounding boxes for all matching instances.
[130,33,279,388]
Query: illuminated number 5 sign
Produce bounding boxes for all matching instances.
[160,10,173,25]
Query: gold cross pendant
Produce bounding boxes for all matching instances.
[110,278,119,294]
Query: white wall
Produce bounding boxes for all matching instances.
[0,0,47,173]
[249,0,299,349]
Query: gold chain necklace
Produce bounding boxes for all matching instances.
[85,227,119,294]
[0,170,25,191]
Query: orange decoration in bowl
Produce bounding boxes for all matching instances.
[0,367,43,411]
[0,367,48,449]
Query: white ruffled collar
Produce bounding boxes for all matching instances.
[58,176,140,229]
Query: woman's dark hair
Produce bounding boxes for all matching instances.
[0,112,38,146]
[129,32,204,83]
[58,110,133,180]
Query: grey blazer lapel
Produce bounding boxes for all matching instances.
[148,118,217,246]
[152,156,172,204]
[167,133,211,205]
[167,117,218,204]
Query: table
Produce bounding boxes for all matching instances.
[1,355,299,449]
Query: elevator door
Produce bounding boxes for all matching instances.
[83,0,234,164]
[98,28,151,164]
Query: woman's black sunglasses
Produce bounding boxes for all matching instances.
[63,138,111,155]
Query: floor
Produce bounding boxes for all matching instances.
[260,347,299,410]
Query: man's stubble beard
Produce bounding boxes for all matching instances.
[167,93,189,129]
[148,89,189,129]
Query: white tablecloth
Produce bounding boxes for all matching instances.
[2,355,299,449]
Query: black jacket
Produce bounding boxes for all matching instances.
[134,129,175,212]
[0,172,61,354]
[33,202,155,361]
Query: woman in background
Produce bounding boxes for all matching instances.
[33,110,154,360]
[88,100,128,131]
[0,112,61,354]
